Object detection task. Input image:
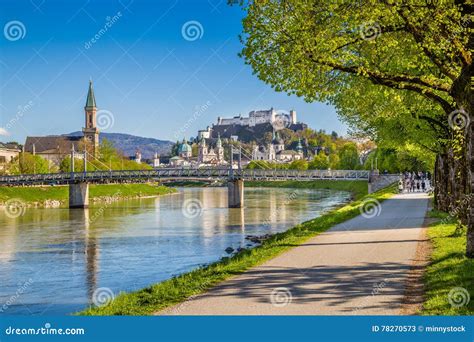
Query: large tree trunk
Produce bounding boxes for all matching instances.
[434,152,450,212]
[467,114,474,257]
[447,147,457,211]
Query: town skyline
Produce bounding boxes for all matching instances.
[0,0,348,144]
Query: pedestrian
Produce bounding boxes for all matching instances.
[421,179,426,192]
[398,180,404,193]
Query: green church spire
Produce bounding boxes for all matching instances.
[85,79,96,108]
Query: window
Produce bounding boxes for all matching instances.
[89,114,93,126]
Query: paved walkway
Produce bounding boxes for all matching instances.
[159,192,430,315]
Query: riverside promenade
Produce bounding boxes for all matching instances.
[159,192,430,315]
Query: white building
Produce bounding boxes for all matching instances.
[197,126,212,140]
[0,143,20,173]
[152,152,160,167]
[170,139,193,167]
[216,108,297,128]
[251,133,303,162]
[198,134,225,165]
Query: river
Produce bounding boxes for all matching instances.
[0,187,351,315]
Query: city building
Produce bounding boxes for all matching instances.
[197,134,225,165]
[170,139,193,167]
[134,150,142,164]
[216,108,297,127]
[251,133,304,162]
[0,142,21,173]
[152,153,160,167]
[24,81,100,165]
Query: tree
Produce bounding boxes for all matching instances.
[60,157,85,172]
[309,152,329,170]
[288,159,308,170]
[238,0,473,257]
[337,143,360,170]
[11,153,49,174]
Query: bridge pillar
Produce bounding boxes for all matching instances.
[69,182,89,209]
[228,179,244,208]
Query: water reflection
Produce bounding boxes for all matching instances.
[0,187,350,315]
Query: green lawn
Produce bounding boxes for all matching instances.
[246,180,368,200]
[0,183,175,205]
[79,183,394,316]
[422,211,474,315]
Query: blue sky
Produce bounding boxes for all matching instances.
[0,0,347,143]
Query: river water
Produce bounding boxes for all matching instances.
[0,187,350,315]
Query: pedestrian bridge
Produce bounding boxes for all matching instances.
[0,168,370,186]
[0,168,370,209]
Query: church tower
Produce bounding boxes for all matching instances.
[216,133,224,162]
[82,80,99,157]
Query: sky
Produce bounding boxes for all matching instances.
[0,0,348,144]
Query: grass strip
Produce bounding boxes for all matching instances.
[0,183,176,206]
[422,211,474,315]
[245,180,368,200]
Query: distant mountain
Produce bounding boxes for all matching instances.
[66,132,174,159]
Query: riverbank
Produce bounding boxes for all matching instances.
[0,183,176,207]
[79,183,394,316]
[422,210,474,315]
[245,180,368,200]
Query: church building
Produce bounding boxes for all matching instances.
[24,81,100,165]
[251,132,304,162]
[198,134,225,165]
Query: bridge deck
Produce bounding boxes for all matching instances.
[0,168,370,186]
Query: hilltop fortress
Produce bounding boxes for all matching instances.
[198,108,306,143]
[216,108,297,127]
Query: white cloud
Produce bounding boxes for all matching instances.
[0,127,11,136]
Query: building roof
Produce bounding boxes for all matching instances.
[296,138,303,152]
[85,80,96,108]
[272,131,284,145]
[0,142,21,151]
[178,139,192,153]
[278,150,300,155]
[24,136,82,155]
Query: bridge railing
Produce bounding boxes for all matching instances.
[0,168,370,186]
